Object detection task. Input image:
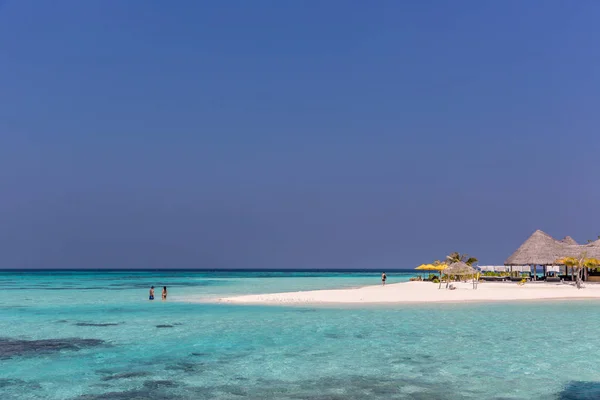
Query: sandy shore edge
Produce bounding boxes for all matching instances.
[194,281,600,305]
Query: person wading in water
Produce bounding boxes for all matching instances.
[381,272,387,286]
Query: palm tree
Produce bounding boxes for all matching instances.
[446,252,478,266]
[556,254,600,289]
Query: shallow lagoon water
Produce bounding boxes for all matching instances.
[1,270,600,399]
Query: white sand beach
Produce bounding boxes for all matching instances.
[213,281,600,305]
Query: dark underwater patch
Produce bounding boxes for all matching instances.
[217,384,248,396]
[71,371,469,400]
[307,351,333,358]
[391,353,435,366]
[80,374,441,400]
[213,351,254,365]
[78,382,185,399]
[286,375,444,400]
[0,378,42,392]
[165,361,208,374]
[557,381,600,400]
[0,338,105,359]
[290,395,347,400]
[142,380,179,390]
[75,323,121,327]
[0,378,41,389]
[155,324,173,328]
[76,385,216,400]
[0,379,22,388]
[100,371,151,381]
[77,391,153,400]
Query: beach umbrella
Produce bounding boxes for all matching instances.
[415,263,447,271]
[440,261,478,289]
[444,261,477,275]
[415,263,447,283]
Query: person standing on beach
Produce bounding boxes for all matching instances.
[381,272,387,286]
[149,286,155,300]
[162,286,167,300]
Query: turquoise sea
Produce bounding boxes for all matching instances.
[1,270,600,400]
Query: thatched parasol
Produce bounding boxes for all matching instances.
[439,261,478,289]
[443,261,477,275]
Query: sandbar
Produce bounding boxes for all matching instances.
[211,281,600,305]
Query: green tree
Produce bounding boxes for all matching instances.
[446,252,478,266]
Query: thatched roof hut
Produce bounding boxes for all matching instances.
[505,230,600,266]
[576,241,600,257]
[444,261,477,275]
[589,238,600,247]
[440,261,479,290]
[505,230,565,265]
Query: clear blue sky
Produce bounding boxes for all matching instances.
[1,0,599,269]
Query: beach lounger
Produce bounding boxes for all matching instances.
[481,276,503,282]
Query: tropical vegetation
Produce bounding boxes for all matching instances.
[555,254,600,289]
[445,252,478,266]
[415,252,479,287]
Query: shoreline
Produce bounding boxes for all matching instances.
[192,281,600,306]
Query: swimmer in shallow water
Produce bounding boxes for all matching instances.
[149,286,155,300]
[162,286,167,300]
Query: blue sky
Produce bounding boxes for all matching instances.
[1,0,599,269]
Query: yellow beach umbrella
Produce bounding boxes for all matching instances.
[432,263,448,271]
[415,263,447,284]
[415,263,447,271]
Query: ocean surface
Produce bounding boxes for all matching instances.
[1,270,599,400]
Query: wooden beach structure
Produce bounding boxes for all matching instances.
[440,261,479,289]
[504,230,600,281]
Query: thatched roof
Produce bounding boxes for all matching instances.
[578,240,600,255]
[589,238,600,247]
[560,236,578,245]
[505,230,600,265]
[444,261,477,275]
